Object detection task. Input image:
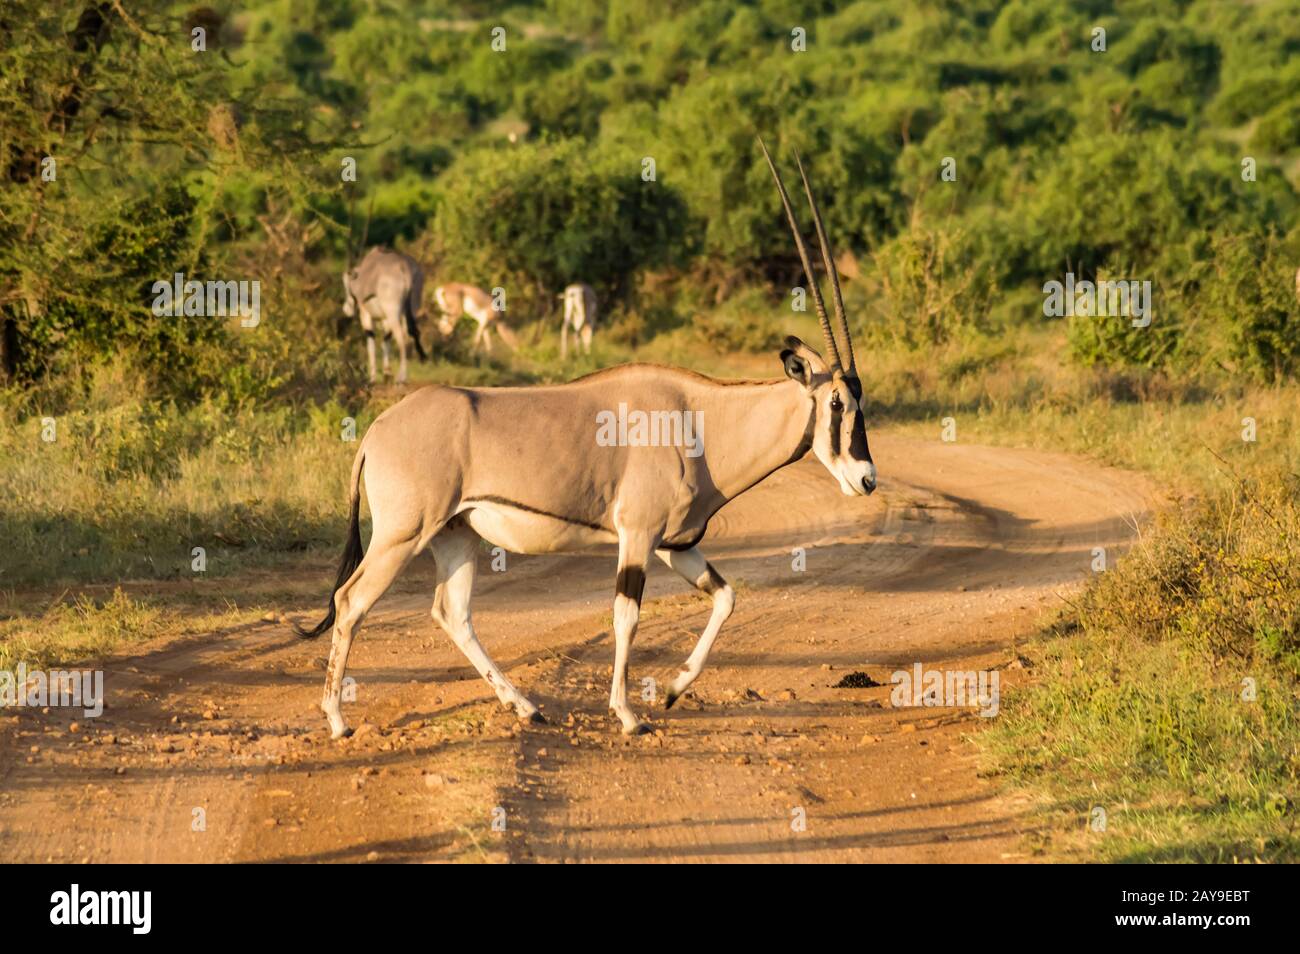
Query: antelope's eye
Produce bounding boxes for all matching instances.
[830,395,843,412]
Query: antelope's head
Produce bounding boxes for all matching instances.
[341,269,360,318]
[761,139,876,497]
[433,286,456,338]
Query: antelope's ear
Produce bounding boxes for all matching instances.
[780,335,828,388]
[781,347,813,388]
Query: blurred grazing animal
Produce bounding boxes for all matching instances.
[434,283,518,353]
[560,282,598,358]
[296,139,876,740]
[342,247,428,384]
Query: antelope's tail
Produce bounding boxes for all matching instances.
[293,449,366,639]
[405,294,429,361]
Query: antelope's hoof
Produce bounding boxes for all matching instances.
[622,721,652,736]
[664,692,679,710]
[526,710,547,725]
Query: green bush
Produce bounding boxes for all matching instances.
[432,138,690,310]
[695,287,786,352]
[1252,101,1300,154]
[1192,231,1300,383]
[868,219,995,349]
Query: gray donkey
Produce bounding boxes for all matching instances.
[342,247,428,383]
[560,282,597,358]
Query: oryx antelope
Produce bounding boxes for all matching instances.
[560,282,598,357]
[342,247,429,384]
[434,283,519,352]
[297,140,876,740]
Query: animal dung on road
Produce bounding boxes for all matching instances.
[832,670,882,689]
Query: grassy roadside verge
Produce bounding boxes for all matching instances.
[985,474,1299,861]
[0,588,275,672]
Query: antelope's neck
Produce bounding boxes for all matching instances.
[706,379,814,504]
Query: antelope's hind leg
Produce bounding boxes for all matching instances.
[429,521,543,723]
[656,546,734,709]
[322,534,423,739]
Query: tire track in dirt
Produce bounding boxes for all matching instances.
[0,433,1152,863]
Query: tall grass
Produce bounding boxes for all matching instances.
[0,588,265,671]
[1,364,370,586]
[865,325,1300,488]
[985,474,1300,861]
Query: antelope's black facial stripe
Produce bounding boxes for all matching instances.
[829,395,842,456]
[844,375,863,403]
[834,375,872,463]
[848,408,871,462]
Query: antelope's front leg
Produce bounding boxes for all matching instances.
[609,535,652,735]
[396,334,409,384]
[364,329,378,382]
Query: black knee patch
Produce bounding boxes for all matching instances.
[364,328,375,338]
[616,566,646,604]
[701,563,727,597]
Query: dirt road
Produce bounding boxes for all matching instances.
[0,432,1151,862]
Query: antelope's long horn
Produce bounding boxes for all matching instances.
[759,137,842,372]
[795,153,854,375]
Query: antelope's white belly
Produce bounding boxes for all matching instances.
[458,500,614,554]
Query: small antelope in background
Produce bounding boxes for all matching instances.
[560,282,597,357]
[434,283,518,353]
[342,247,428,384]
[297,139,875,740]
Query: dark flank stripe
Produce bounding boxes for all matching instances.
[616,566,646,603]
[660,400,816,553]
[463,496,610,533]
[660,529,708,553]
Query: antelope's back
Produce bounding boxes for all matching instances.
[365,371,715,532]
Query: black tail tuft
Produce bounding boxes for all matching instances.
[293,479,364,639]
[406,297,430,362]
